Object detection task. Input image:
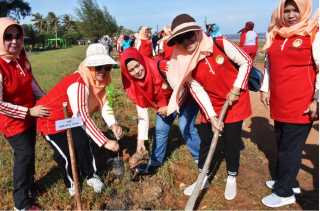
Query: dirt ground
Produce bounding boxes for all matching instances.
[105,90,319,210]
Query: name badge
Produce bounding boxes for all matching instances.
[55,117,83,131]
[292,39,303,48]
[215,55,224,65]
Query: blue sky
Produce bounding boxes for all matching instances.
[23,0,319,34]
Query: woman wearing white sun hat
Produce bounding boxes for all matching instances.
[37,43,123,196]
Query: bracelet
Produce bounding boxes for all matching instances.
[231,91,240,96]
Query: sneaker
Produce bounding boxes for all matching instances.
[224,176,237,200]
[262,193,296,208]
[86,174,105,193]
[14,204,41,211]
[68,186,75,197]
[183,175,209,196]
[265,180,301,194]
[135,163,158,175]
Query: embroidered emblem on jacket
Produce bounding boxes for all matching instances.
[215,55,224,65]
[292,39,303,48]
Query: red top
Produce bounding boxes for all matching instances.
[120,48,172,109]
[192,39,252,123]
[0,56,35,138]
[268,35,316,123]
[36,73,78,135]
[138,39,153,58]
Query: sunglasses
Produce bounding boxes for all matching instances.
[95,65,112,72]
[4,33,22,41]
[175,31,196,44]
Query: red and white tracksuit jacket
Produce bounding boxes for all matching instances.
[36,72,116,147]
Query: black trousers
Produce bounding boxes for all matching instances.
[44,127,96,188]
[273,121,312,197]
[199,121,243,176]
[8,128,36,209]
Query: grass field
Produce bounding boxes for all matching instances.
[0,45,318,210]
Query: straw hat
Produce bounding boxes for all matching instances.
[167,14,201,46]
[84,43,117,67]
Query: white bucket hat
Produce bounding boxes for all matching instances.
[84,43,117,67]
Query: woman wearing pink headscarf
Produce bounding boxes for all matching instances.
[0,17,49,210]
[37,43,122,197]
[238,21,259,60]
[260,0,319,207]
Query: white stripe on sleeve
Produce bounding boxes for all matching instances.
[101,100,117,127]
[222,38,252,89]
[188,79,216,120]
[67,82,108,147]
[136,105,149,141]
[312,31,320,90]
[260,55,270,92]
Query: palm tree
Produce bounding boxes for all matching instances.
[46,12,60,47]
[31,13,46,33]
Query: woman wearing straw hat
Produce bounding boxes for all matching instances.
[0,17,50,210]
[37,43,123,196]
[165,13,252,200]
[260,0,319,207]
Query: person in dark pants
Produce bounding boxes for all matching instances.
[260,0,319,207]
[164,14,252,199]
[0,17,49,210]
[37,43,122,197]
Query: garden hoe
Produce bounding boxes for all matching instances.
[185,101,229,211]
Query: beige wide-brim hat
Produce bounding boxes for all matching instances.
[167,14,202,47]
[84,43,117,67]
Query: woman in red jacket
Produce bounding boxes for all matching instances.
[37,43,122,196]
[135,26,153,58]
[165,14,252,200]
[260,0,318,207]
[120,47,202,174]
[238,21,259,60]
[0,17,49,210]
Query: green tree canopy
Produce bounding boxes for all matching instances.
[0,0,31,19]
[76,0,118,40]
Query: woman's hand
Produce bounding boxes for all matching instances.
[157,106,167,117]
[111,123,123,140]
[304,100,318,119]
[136,139,146,154]
[103,140,119,152]
[260,91,270,108]
[29,105,50,117]
[227,87,240,106]
[210,116,224,133]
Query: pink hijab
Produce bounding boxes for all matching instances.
[263,0,313,50]
[166,31,213,114]
[0,17,24,60]
[76,62,111,114]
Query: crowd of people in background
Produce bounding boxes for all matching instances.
[0,0,319,210]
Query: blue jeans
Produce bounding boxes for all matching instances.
[150,98,201,166]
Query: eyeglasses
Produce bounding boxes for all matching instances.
[95,65,112,72]
[4,33,22,41]
[175,31,196,44]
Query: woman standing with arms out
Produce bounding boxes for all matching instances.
[37,43,122,196]
[238,21,259,60]
[0,17,49,210]
[120,47,201,174]
[135,26,153,58]
[165,14,252,200]
[260,0,319,207]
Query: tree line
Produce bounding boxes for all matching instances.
[1,0,130,50]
